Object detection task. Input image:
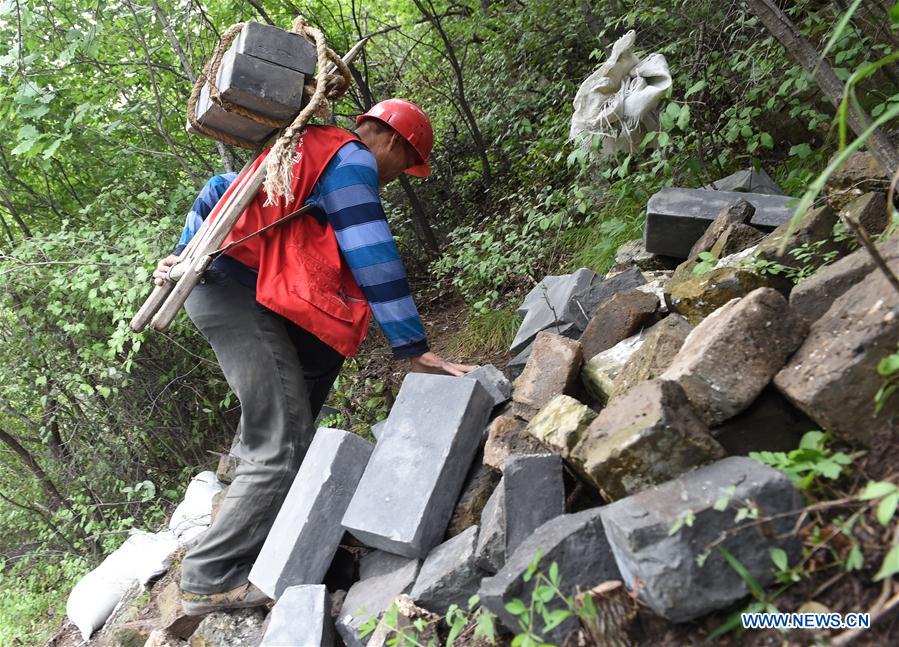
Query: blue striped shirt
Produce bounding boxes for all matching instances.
[174,141,429,359]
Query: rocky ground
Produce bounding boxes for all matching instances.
[44,154,899,646]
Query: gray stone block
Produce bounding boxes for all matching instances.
[511,268,648,357]
[341,374,494,558]
[214,46,308,121]
[706,167,785,195]
[370,419,387,441]
[359,551,414,581]
[188,81,274,143]
[260,585,333,647]
[644,188,794,258]
[249,428,373,599]
[600,456,803,622]
[503,454,565,555]
[789,232,899,325]
[479,509,620,641]
[775,268,899,446]
[410,526,483,614]
[336,558,421,647]
[463,364,512,407]
[518,275,566,316]
[661,288,807,426]
[506,344,532,380]
[510,269,595,356]
[474,482,505,573]
[236,21,317,74]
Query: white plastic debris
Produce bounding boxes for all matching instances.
[570,30,672,159]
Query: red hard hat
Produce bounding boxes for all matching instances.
[356,99,433,177]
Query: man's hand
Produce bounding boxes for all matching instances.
[409,351,478,376]
[152,254,180,286]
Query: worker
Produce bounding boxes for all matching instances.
[152,99,475,615]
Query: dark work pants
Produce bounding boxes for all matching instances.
[179,268,344,594]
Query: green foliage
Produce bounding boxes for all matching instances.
[692,252,717,275]
[875,344,899,414]
[708,546,782,639]
[751,431,854,491]
[858,481,899,580]
[449,307,520,357]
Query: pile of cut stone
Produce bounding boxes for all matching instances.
[185,159,897,645]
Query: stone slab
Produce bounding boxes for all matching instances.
[235,21,317,74]
[688,198,755,260]
[706,167,785,195]
[215,46,309,121]
[370,419,387,441]
[709,222,765,258]
[600,456,803,622]
[513,332,583,411]
[510,268,646,356]
[775,268,899,446]
[341,374,493,558]
[462,364,512,407]
[510,269,595,356]
[665,266,771,324]
[503,453,565,555]
[188,80,274,143]
[581,332,646,404]
[755,205,847,270]
[336,558,421,647]
[571,379,724,500]
[260,585,333,647]
[526,394,597,458]
[410,526,483,614]
[483,415,545,471]
[479,508,620,641]
[359,551,417,582]
[789,228,899,324]
[474,482,505,573]
[610,315,693,398]
[644,188,794,258]
[250,428,373,599]
[661,288,807,426]
[579,290,660,360]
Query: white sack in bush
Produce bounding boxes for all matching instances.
[570,30,672,159]
[168,470,224,543]
[65,529,179,640]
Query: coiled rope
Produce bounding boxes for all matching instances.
[186,16,353,204]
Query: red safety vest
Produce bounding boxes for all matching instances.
[207,125,371,356]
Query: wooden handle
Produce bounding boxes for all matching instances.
[130,282,175,332]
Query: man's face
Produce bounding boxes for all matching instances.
[371,133,420,186]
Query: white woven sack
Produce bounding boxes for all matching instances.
[66,529,179,640]
[570,30,672,158]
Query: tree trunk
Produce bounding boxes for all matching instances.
[745,0,899,174]
[412,0,493,183]
[399,175,440,255]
